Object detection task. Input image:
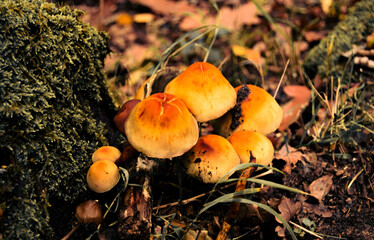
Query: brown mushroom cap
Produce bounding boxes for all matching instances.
[164,62,237,122]
[182,134,240,183]
[227,130,274,167]
[75,200,103,224]
[213,84,283,137]
[91,146,122,163]
[86,159,120,193]
[113,99,141,135]
[124,92,199,159]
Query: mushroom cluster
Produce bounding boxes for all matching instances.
[114,61,283,183]
[86,146,122,193]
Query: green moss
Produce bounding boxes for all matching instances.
[0,0,116,238]
[302,0,374,81]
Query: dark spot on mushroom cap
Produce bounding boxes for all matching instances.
[194,158,201,163]
[199,139,214,152]
[230,84,250,131]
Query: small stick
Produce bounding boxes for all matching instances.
[61,223,82,240]
[273,58,290,99]
[216,159,257,240]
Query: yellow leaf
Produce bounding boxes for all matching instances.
[232,45,247,57]
[133,13,155,23]
[116,13,133,26]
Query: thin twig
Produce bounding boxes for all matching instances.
[273,58,290,99]
[153,182,236,211]
[289,221,324,239]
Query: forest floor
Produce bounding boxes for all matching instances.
[64,0,373,239]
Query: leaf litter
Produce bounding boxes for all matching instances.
[58,0,374,239]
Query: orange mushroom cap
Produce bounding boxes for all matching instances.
[164,62,237,122]
[91,146,122,163]
[124,92,199,159]
[213,84,283,137]
[86,160,120,193]
[182,134,240,183]
[228,130,274,168]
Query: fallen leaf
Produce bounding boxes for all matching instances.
[180,2,262,31]
[129,0,196,16]
[300,195,333,218]
[278,85,311,132]
[185,229,213,240]
[275,225,286,238]
[218,2,261,30]
[303,30,328,42]
[275,143,307,173]
[276,197,301,223]
[232,45,264,72]
[308,175,334,201]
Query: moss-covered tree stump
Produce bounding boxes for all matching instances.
[302,0,374,82]
[0,0,120,238]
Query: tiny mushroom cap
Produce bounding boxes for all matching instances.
[164,62,237,122]
[86,159,120,193]
[228,130,274,168]
[113,99,141,135]
[213,84,283,137]
[182,134,240,183]
[91,146,122,163]
[75,200,103,224]
[125,92,199,159]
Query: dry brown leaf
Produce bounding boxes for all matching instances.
[129,0,196,15]
[232,45,264,69]
[180,2,261,31]
[218,2,261,30]
[276,197,301,223]
[185,230,213,240]
[303,30,328,42]
[275,225,286,238]
[278,85,311,132]
[308,175,334,201]
[275,144,307,174]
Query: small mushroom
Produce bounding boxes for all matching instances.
[113,99,141,135]
[92,146,122,163]
[125,92,199,159]
[75,200,103,224]
[86,159,120,193]
[61,200,103,240]
[164,62,237,122]
[227,130,274,168]
[213,84,283,137]
[182,134,240,183]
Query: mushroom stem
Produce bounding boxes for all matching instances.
[61,222,82,240]
[216,159,257,240]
